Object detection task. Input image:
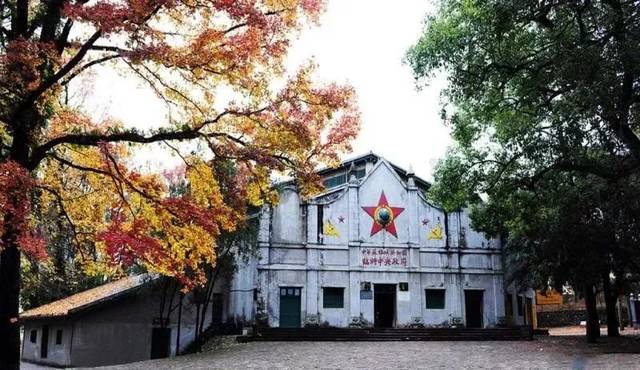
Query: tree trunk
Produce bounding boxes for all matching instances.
[602,274,620,337]
[0,231,22,370]
[584,284,600,343]
[175,293,183,356]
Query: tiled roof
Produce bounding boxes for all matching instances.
[277,151,431,191]
[20,274,154,320]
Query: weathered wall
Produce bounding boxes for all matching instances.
[21,321,73,367]
[537,308,629,327]
[255,159,510,329]
[504,288,536,326]
[22,279,221,367]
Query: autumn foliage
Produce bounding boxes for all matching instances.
[0,0,359,364]
[0,161,47,261]
[0,0,359,284]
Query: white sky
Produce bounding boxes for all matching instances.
[82,0,450,181]
[287,0,450,181]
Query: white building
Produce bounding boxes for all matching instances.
[20,153,536,367]
[230,153,535,329]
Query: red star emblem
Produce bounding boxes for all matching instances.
[362,191,404,237]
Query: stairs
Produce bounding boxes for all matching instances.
[250,327,533,341]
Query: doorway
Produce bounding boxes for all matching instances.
[150,327,171,359]
[279,287,302,328]
[40,325,49,359]
[464,290,484,328]
[211,293,223,326]
[374,284,396,328]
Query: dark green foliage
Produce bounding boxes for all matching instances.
[408,0,640,341]
[21,213,103,310]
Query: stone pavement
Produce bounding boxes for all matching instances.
[91,337,640,370]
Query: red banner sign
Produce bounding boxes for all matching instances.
[361,248,408,267]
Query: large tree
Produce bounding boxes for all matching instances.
[407,0,640,175]
[407,0,640,342]
[0,1,360,368]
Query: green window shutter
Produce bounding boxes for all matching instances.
[425,289,446,309]
[323,287,344,308]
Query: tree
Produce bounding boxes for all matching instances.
[407,0,640,342]
[406,0,640,176]
[0,1,360,367]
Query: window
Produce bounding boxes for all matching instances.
[399,282,409,292]
[30,330,37,343]
[323,287,344,308]
[517,295,524,316]
[505,294,514,316]
[425,289,446,309]
[55,330,63,345]
[280,287,301,297]
[322,174,346,188]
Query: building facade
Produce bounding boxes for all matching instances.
[230,153,533,329]
[21,153,536,367]
[21,275,226,367]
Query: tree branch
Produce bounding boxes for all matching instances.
[12,31,102,121]
[29,108,270,169]
[61,54,122,86]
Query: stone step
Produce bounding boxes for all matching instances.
[251,327,533,342]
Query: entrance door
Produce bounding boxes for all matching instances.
[40,325,49,359]
[150,327,171,359]
[211,293,223,326]
[279,287,301,328]
[374,284,396,328]
[464,290,484,328]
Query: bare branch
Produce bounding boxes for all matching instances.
[61,54,122,86]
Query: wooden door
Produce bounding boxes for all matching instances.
[40,325,49,359]
[279,287,301,328]
[211,293,223,325]
[150,327,171,359]
[374,284,396,328]
[465,290,484,328]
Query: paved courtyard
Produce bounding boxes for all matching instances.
[91,336,639,370]
[22,328,640,370]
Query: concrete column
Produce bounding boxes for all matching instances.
[257,206,271,243]
[307,204,318,244]
[410,272,422,324]
[306,270,318,324]
[406,173,419,246]
[349,272,361,323]
[348,176,359,244]
[258,207,271,265]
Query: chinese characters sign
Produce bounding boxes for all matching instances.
[361,248,408,267]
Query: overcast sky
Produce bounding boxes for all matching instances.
[287,0,449,180]
[83,1,449,181]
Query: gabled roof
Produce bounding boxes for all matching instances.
[282,152,431,192]
[20,274,154,321]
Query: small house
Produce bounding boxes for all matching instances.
[20,274,227,367]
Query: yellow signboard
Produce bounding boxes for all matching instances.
[535,289,562,305]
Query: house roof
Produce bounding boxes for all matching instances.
[280,152,431,192]
[20,274,153,321]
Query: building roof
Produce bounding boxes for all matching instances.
[20,274,153,321]
[281,152,431,192]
